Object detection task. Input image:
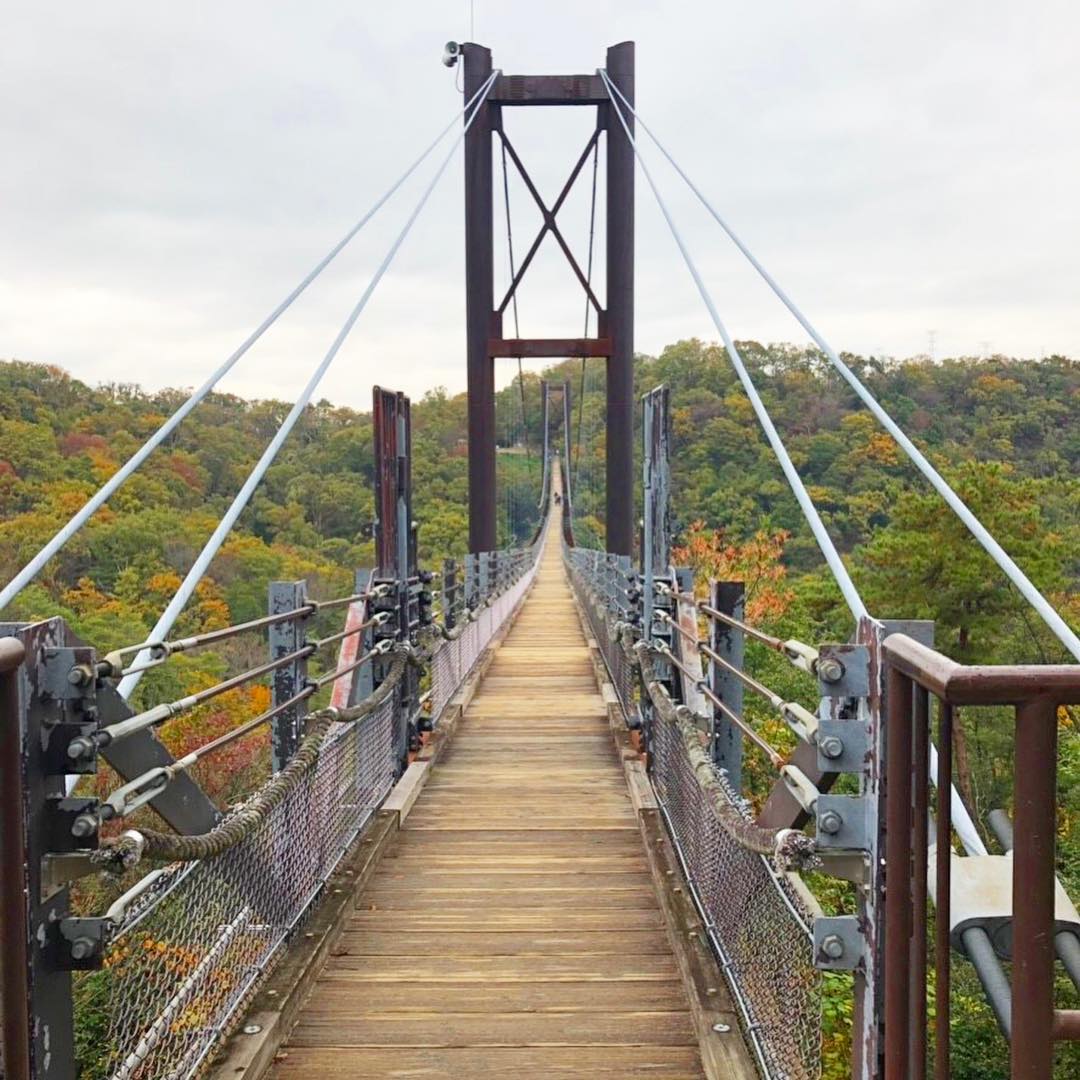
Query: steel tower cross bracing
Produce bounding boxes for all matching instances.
[462,42,635,555]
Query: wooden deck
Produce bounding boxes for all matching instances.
[267,525,731,1078]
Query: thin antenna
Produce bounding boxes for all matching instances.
[469,0,475,41]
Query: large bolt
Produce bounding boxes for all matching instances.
[67,736,96,761]
[821,934,845,960]
[71,814,99,839]
[70,937,96,961]
[818,735,844,760]
[818,809,844,835]
[817,657,845,684]
[67,665,92,687]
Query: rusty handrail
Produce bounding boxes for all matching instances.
[883,632,1080,705]
[881,633,1080,1079]
[0,636,29,1080]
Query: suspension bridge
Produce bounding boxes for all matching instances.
[1,39,1079,1080]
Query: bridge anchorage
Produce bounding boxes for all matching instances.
[1,37,1079,1080]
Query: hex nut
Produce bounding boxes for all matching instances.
[818,809,843,835]
[821,934,845,960]
[818,735,844,760]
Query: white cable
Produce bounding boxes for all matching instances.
[603,76,1080,664]
[603,73,993,857]
[117,70,499,700]
[0,77,496,615]
[599,69,867,622]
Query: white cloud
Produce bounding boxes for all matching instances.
[2,0,1078,411]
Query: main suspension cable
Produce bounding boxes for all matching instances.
[0,78,497,616]
[602,76,1080,664]
[119,70,500,699]
[600,68,867,621]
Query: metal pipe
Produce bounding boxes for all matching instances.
[310,612,386,651]
[988,804,1080,995]
[911,685,930,1079]
[106,604,318,674]
[935,702,954,1079]
[884,666,913,1079]
[1015,695,1058,1075]
[657,645,783,767]
[82,645,315,753]
[0,637,30,1080]
[311,641,392,690]
[962,926,1013,1038]
[1012,696,1057,1077]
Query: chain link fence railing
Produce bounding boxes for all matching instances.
[564,542,822,1080]
[652,705,822,1080]
[91,694,395,1080]
[74,538,544,1080]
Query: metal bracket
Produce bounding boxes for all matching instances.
[40,852,99,895]
[59,916,110,970]
[39,646,96,703]
[816,794,870,851]
[46,796,100,849]
[817,643,869,700]
[813,915,865,971]
[816,718,869,774]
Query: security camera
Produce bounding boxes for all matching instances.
[442,41,461,68]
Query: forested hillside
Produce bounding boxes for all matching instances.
[2,345,1078,1078]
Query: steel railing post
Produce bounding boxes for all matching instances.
[883,664,913,1080]
[0,637,29,1080]
[269,580,309,772]
[709,580,745,787]
[1012,697,1058,1078]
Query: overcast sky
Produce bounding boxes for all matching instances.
[3,2,1077,410]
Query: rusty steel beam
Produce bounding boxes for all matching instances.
[883,665,913,1080]
[1011,696,1057,1078]
[489,337,611,358]
[491,73,607,105]
[604,41,635,557]
[463,43,497,553]
[883,633,1080,704]
[0,637,29,1080]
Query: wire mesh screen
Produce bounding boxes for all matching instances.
[95,696,396,1080]
[652,708,822,1080]
[566,548,638,722]
[429,554,539,726]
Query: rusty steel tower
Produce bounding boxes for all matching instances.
[461,41,635,556]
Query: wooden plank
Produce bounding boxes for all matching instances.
[323,954,682,981]
[270,1045,705,1077]
[380,760,428,821]
[253,519,750,1080]
[337,928,674,955]
[302,980,687,1011]
[287,1010,698,1047]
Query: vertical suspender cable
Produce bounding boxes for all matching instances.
[602,76,1080,663]
[0,77,498,615]
[600,69,867,621]
[574,140,601,505]
[118,70,500,699]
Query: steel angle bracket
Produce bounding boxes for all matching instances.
[816,718,869,774]
[814,915,865,972]
[816,794,870,852]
